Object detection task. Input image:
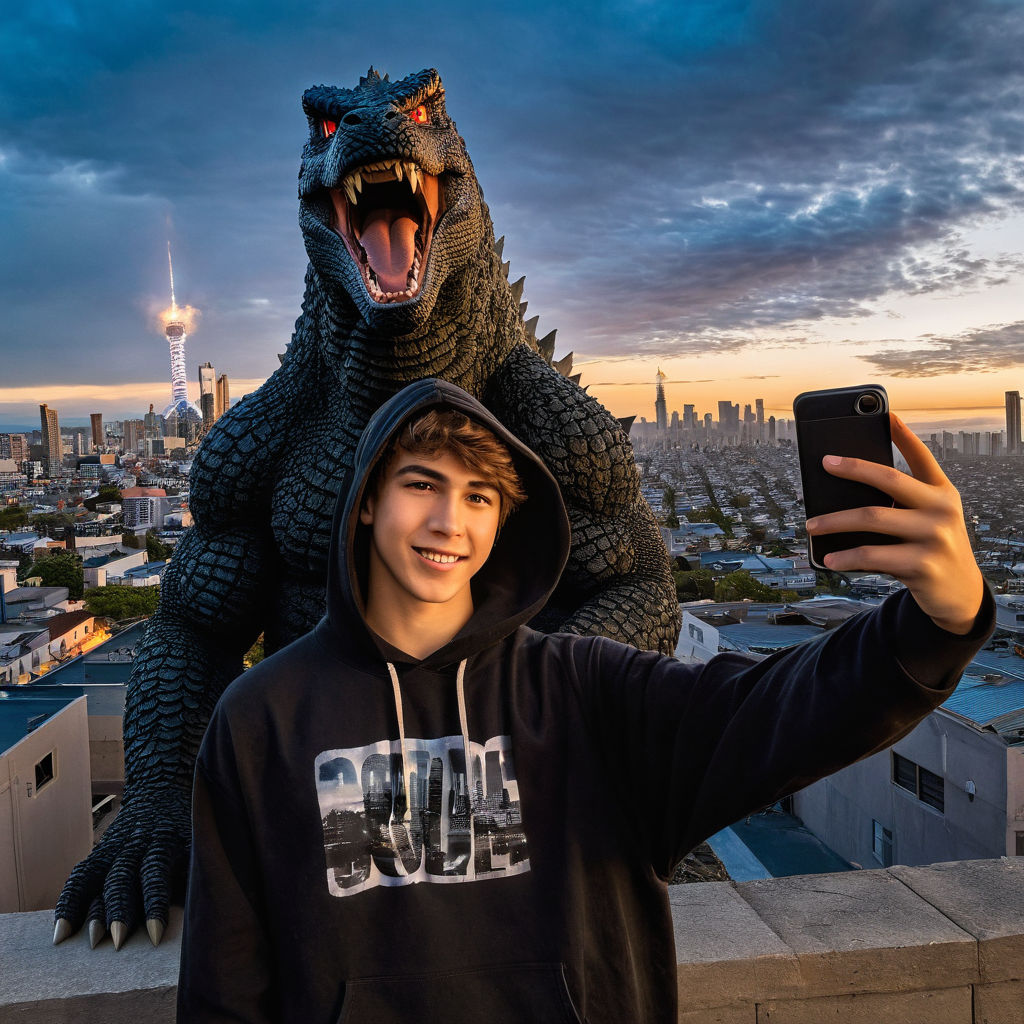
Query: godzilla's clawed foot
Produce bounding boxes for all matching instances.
[88,919,106,949]
[52,918,73,946]
[110,921,128,951]
[146,919,165,947]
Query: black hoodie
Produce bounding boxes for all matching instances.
[178,379,994,1023]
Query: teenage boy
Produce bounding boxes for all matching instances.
[178,378,992,1024]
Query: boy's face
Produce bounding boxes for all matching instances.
[359,447,502,614]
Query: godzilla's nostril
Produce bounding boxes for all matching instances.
[384,109,399,120]
[342,113,361,126]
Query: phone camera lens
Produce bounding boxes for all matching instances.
[855,392,881,415]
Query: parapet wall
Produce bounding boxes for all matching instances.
[2,857,1022,1023]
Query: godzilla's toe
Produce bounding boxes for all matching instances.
[88,919,106,949]
[52,918,73,946]
[110,921,128,951]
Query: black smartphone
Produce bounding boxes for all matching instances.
[794,384,899,571]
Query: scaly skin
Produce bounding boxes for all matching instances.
[55,67,680,948]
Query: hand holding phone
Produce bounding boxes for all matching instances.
[795,385,898,571]
[798,397,984,635]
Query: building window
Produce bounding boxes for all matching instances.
[872,820,894,866]
[892,752,944,813]
[34,751,55,793]
[1016,831,1024,857]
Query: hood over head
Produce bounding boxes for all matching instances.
[324,378,571,668]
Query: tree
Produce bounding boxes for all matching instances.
[83,485,123,512]
[687,505,734,538]
[673,568,716,602]
[146,531,173,562]
[28,550,84,598]
[84,585,160,619]
[0,505,29,531]
[30,512,75,539]
[661,485,680,529]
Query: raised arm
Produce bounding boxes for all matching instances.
[489,346,681,654]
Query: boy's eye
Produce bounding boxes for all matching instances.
[468,493,494,505]
[409,105,428,124]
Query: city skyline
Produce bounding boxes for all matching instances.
[2,2,1023,432]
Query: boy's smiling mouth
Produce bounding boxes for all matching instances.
[414,547,466,565]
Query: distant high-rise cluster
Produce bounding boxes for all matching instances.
[633,372,782,449]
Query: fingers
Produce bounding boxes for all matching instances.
[103,841,145,950]
[53,845,114,942]
[141,835,184,946]
[819,452,932,509]
[806,503,920,541]
[88,895,106,949]
[888,413,947,486]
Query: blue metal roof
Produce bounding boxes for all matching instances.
[941,649,1024,726]
[0,690,83,753]
[717,622,823,652]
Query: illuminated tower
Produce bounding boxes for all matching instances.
[161,244,202,440]
[654,369,667,432]
[215,373,230,419]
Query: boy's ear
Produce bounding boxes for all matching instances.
[359,495,375,526]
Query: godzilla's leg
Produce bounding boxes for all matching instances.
[489,346,681,654]
[54,523,267,947]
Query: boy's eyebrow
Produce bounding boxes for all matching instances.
[394,464,500,491]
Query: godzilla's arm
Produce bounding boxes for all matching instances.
[55,400,277,948]
[489,346,681,654]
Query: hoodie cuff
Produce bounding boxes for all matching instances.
[890,583,996,692]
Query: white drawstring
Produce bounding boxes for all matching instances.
[386,662,412,865]
[455,659,475,879]
[387,658,473,877]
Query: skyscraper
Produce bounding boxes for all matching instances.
[38,404,62,478]
[90,413,104,449]
[1006,391,1021,455]
[654,369,667,432]
[215,373,230,420]
[755,398,765,441]
[199,362,216,432]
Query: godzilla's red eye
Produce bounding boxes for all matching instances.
[409,105,428,124]
[322,120,337,138]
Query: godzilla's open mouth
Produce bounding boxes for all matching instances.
[330,159,443,304]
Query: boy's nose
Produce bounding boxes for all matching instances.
[429,496,464,535]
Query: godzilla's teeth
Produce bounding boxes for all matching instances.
[351,169,363,193]
[344,179,357,205]
[394,161,403,181]
[406,163,419,194]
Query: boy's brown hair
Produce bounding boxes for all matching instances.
[366,408,527,528]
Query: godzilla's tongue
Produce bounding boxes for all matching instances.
[360,209,417,292]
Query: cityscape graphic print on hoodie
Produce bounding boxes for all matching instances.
[179,378,994,1024]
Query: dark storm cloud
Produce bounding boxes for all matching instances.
[2,0,1023,392]
[859,321,1024,377]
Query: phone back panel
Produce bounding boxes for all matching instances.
[794,387,897,569]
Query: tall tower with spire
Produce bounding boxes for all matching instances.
[161,243,202,440]
[654,369,668,433]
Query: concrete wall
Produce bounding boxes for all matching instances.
[1,858,1021,1023]
[1009,746,1024,856]
[793,710,1011,868]
[0,697,92,912]
[87,714,124,792]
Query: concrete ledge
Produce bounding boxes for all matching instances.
[2,858,1022,1022]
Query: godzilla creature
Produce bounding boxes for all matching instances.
[54,67,681,949]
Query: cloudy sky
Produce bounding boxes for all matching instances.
[2,0,1023,431]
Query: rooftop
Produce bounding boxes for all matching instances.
[0,689,81,753]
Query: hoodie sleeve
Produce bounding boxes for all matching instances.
[571,586,995,879]
[177,706,278,1023]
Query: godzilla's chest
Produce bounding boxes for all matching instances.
[269,414,360,576]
